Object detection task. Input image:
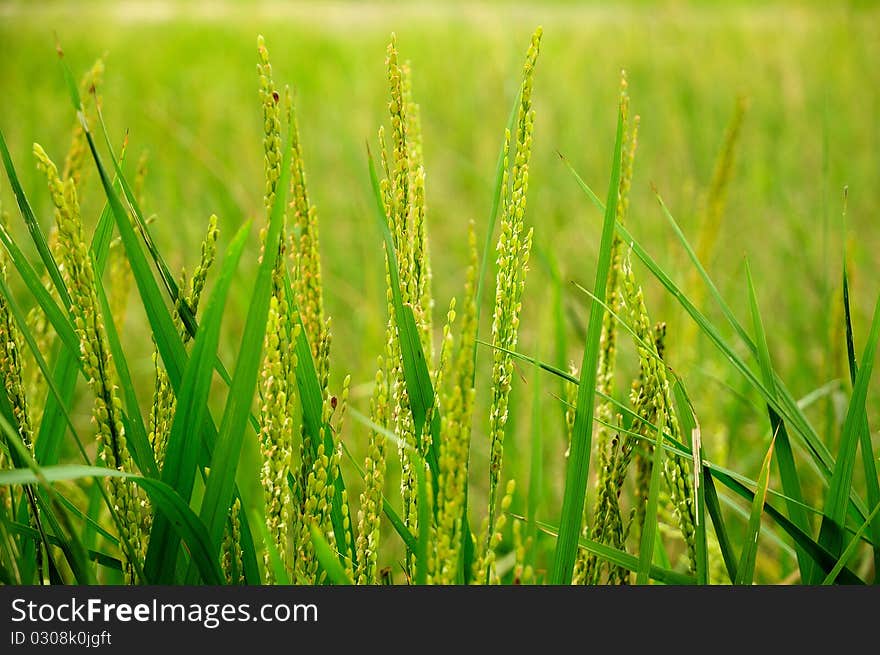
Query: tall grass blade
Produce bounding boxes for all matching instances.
[745,260,812,579]
[636,421,665,585]
[0,130,69,305]
[822,500,880,585]
[842,263,880,580]
[194,129,292,568]
[311,525,353,585]
[704,470,738,582]
[734,435,775,585]
[145,223,250,582]
[818,290,880,560]
[551,103,624,585]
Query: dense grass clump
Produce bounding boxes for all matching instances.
[0,18,877,585]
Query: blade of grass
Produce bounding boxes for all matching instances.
[283,270,355,562]
[842,263,880,580]
[531,516,695,585]
[818,290,880,559]
[636,420,665,585]
[193,127,292,573]
[704,470,738,582]
[311,525,353,585]
[745,260,812,580]
[822,500,880,585]
[565,163,867,524]
[145,222,250,582]
[0,130,69,306]
[711,467,863,584]
[525,344,543,571]
[734,434,775,585]
[551,103,624,585]
[249,506,289,585]
[415,459,430,585]
[0,222,78,355]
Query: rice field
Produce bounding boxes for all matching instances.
[0,0,878,585]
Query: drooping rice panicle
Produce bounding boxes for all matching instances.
[621,254,697,574]
[33,143,148,581]
[487,26,542,550]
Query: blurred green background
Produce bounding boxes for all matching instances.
[2,1,878,580]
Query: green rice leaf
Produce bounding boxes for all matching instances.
[145,222,250,582]
[533,517,695,585]
[636,420,665,585]
[735,435,775,585]
[745,260,812,580]
[551,102,624,585]
[367,146,440,477]
[194,126,292,568]
[311,525,353,585]
[0,130,70,307]
[415,459,430,585]
[704,470,738,582]
[822,500,880,585]
[818,289,880,560]
[841,263,880,579]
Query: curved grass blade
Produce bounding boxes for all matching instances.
[0,222,78,355]
[249,507,288,585]
[711,468,863,584]
[0,464,223,584]
[282,270,355,562]
[311,525,353,585]
[0,130,69,306]
[415,459,430,585]
[551,103,623,585]
[93,257,156,477]
[531,516,695,585]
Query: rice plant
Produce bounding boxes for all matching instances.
[0,21,876,587]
